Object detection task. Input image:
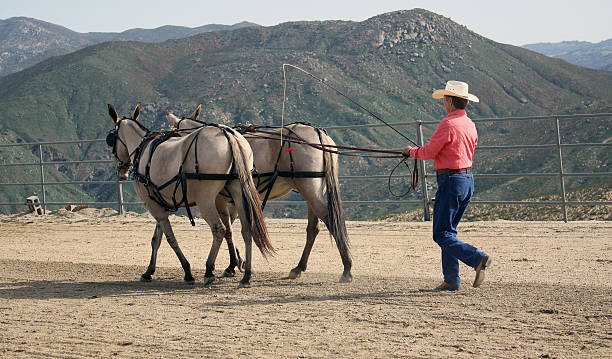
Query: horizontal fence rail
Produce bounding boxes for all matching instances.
[1,113,610,221]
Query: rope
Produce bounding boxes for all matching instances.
[387,157,419,198]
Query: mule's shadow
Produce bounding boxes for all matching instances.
[0,274,454,304]
[0,259,462,303]
[0,270,347,301]
[0,278,202,300]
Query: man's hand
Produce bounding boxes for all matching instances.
[402,145,414,157]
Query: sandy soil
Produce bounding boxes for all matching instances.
[0,209,610,358]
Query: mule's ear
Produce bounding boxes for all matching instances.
[190,104,202,120]
[132,103,141,120]
[166,112,180,127]
[108,104,119,124]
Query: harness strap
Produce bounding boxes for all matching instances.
[315,127,326,172]
[260,171,279,209]
[131,126,238,226]
[257,171,325,178]
[259,136,287,209]
[194,133,200,174]
[184,173,239,180]
[179,174,195,226]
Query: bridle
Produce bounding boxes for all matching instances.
[106,117,150,177]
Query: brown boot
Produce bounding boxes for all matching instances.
[473,255,491,288]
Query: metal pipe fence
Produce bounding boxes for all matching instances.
[0,113,610,221]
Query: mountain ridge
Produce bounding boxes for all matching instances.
[523,38,612,71]
[0,16,259,76]
[0,9,609,218]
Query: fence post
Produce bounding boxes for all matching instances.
[38,144,46,214]
[416,121,431,221]
[554,117,568,222]
[116,179,125,215]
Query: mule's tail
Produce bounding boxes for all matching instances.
[320,132,351,258]
[226,131,274,258]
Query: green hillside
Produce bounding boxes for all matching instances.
[0,9,610,219]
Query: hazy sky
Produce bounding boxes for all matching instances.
[1,0,610,46]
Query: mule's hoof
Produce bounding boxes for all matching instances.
[221,269,236,278]
[238,281,251,288]
[203,276,215,287]
[184,275,196,285]
[287,268,302,280]
[339,273,353,283]
[140,274,152,282]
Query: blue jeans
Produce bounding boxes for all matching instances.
[433,173,486,286]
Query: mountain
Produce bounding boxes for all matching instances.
[0,17,258,76]
[523,39,612,71]
[0,9,610,219]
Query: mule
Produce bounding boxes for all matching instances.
[167,105,352,282]
[106,103,273,287]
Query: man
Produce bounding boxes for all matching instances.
[403,80,491,291]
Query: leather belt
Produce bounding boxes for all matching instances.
[436,167,471,175]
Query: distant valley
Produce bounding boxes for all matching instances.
[523,39,612,71]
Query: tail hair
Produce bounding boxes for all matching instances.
[321,132,351,258]
[226,131,274,258]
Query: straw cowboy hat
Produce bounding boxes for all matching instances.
[432,80,479,103]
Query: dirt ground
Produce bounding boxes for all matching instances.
[0,208,610,358]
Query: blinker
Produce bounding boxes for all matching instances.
[106,131,116,147]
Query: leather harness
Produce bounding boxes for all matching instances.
[220,122,327,209]
[108,119,239,226]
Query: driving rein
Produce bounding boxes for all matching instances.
[193,121,419,200]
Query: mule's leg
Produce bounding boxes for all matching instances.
[197,199,226,286]
[217,198,238,278]
[320,208,353,283]
[140,223,163,282]
[229,205,243,271]
[134,181,195,283]
[240,224,253,288]
[320,212,353,283]
[158,218,195,283]
[288,206,319,279]
[226,183,254,288]
[296,181,353,283]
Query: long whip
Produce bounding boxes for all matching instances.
[281,63,419,147]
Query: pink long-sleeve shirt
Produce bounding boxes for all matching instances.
[409,109,478,170]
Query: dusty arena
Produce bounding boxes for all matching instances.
[0,208,610,358]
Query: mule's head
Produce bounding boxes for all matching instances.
[106,103,142,180]
[166,104,202,130]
